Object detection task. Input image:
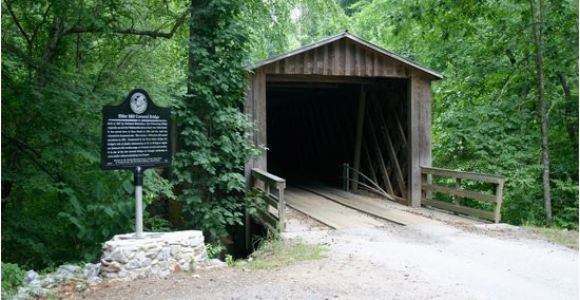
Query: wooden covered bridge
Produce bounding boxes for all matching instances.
[243,32,505,240]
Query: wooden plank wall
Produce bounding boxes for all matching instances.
[262,38,411,78]
[408,73,433,207]
[245,69,267,177]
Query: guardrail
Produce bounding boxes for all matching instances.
[250,168,286,232]
[420,166,505,223]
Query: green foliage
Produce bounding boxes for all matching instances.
[206,242,226,259]
[244,0,349,62]
[1,262,25,299]
[172,0,261,241]
[350,0,578,228]
[552,179,579,229]
[1,0,184,269]
[144,213,174,232]
[144,169,176,205]
[236,239,328,270]
[225,254,235,267]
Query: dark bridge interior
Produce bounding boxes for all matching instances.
[267,82,359,186]
[266,78,409,198]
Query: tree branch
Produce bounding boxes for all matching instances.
[2,135,62,183]
[4,0,32,46]
[64,10,188,39]
[30,4,52,48]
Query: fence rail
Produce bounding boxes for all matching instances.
[250,168,286,232]
[420,166,505,223]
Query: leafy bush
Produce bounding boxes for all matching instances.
[552,179,579,229]
[2,168,174,269]
[144,214,174,232]
[206,243,226,259]
[1,262,25,298]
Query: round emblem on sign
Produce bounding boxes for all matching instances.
[130,92,148,114]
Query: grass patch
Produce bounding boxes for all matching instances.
[526,226,579,250]
[235,239,328,270]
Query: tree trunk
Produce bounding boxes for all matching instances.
[530,0,552,224]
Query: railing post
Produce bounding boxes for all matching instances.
[342,163,347,191]
[277,182,286,232]
[249,172,255,189]
[246,172,256,251]
[420,168,431,204]
[265,182,270,197]
[455,177,462,207]
[343,163,350,192]
[494,179,505,223]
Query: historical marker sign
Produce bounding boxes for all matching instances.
[102,89,172,238]
[101,89,172,170]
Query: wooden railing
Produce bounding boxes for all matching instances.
[420,166,506,223]
[250,168,286,232]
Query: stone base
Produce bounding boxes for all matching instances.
[100,231,208,280]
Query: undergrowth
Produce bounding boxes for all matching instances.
[1,262,25,299]
[235,239,327,270]
[525,226,579,250]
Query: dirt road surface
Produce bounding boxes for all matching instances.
[69,208,578,300]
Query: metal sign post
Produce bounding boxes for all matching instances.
[134,166,144,238]
[101,89,172,239]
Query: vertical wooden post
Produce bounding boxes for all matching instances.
[408,74,432,207]
[277,182,286,231]
[494,179,505,223]
[244,75,255,252]
[421,172,427,201]
[420,170,432,202]
[455,178,462,206]
[245,173,256,251]
[244,75,255,183]
[420,76,433,203]
[254,69,267,170]
[408,77,420,207]
[352,85,366,191]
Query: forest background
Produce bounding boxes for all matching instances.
[1,0,578,272]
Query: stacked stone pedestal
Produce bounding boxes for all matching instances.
[100,231,208,280]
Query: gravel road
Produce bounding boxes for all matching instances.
[67,208,578,300]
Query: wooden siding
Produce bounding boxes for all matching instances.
[246,35,435,206]
[245,69,267,174]
[408,72,433,207]
[260,38,411,78]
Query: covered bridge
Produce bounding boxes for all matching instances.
[243,32,505,238]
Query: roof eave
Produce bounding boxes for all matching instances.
[248,31,443,80]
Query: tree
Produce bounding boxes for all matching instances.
[1,0,185,268]
[529,0,552,224]
[349,0,577,227]
[172,0,261,240]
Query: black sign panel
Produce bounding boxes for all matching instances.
[101,89,172,170]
